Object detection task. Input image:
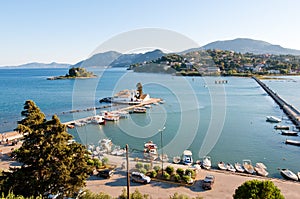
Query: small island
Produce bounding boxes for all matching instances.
[47,67,96,80]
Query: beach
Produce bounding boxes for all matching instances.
[0,142,299,199]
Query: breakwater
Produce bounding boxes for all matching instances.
[252,76,300,129]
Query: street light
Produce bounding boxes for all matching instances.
[159,126,166,177]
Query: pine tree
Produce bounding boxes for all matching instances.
[1,100,92,197]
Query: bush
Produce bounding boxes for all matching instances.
[176,168,184,176]
[87,159,94,166]
[166,166,174,175]
[169,193,203,199]
[233,180,284,199]
[143,163,151,171]
[135,162,143,169]
[119,188,149,199]
[93,158,102,169]
[153,165,161,172]
[79,190,111,199]
[173,174,181,182]
[163,171,171,180]
[185,169,195,178]
[148,170,157,178]
[139,168,147,174]
[101,157,109,166]
[182,175,192,184]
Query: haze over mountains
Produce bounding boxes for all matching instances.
[3,38,300,68]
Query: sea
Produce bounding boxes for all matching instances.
[0,67,300,179]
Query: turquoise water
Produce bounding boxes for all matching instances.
[0,68,299,179]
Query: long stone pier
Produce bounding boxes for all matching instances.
[252,76,300,129]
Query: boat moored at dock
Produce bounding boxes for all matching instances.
[274,125,289,130]
[281,130,298,136]
[280,169,298,181]
[234,162,245,173]
[202,156,212,169]
[243,159,254,174]
[182,150,193,165]
[266,116,282,123]
[255,162,269,177]
[285,139,300,146]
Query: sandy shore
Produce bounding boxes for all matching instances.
[0,143,299,198]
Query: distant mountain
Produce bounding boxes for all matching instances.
[200,38,300,55]
[2,62,70,69]
[72,51,121,68]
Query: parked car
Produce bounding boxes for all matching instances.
[130,172,151,184]
[202,174,215,190]
[97,168,114,179]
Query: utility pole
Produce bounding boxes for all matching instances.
[159,127,166,177]
[126,144,130,199]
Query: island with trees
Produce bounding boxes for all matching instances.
[47,67,96,80]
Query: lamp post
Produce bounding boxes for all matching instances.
[159,126,166,177]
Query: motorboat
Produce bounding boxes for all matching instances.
[217,162,227,170]
[234,162,245,173]
[281,130,298,136]
[298,172,300,181]
[243,159,254,174]
[182,150,193,165]
[173,156,181,164]
[159,154,169,162]
[144,141,158,160]
[274,125,289,130]
[280,169,298,181]
[133,107,147,113]
[266,116,281,123]
[102,111,120,121]
[255,163,269,177]
[202,156,211,169]
[226,163,236,172]
[285,139,300,146]
[91,115,106,125]
[144,104,152,108]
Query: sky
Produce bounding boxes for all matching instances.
[1,0,300,66]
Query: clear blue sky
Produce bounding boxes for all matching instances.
[1,0,300,66]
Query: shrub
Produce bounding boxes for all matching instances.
[173,174,181,182]
[148,170,157,178]
[163,171,170,180]
[182,175,192,184]
[153,165,161,172]
[135,162,143,169]
[233,180,284,199]
[176,168,184,176]
[139,168,147,174]
[169,193,203,199]
[102,157,109,166]
[79,190,111,199]
[185,169,195,178]
[119,188,149,199]
[93,158,102,169]
[143,163,151,171]
[87,159,94,166]
[166,166,175,175]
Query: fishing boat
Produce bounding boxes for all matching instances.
[255,163,269,177]
[226,163,236,172]
[243,159,254,174]
[280,169,298,181]
[234,162,245,173]
[144,141,158,160]
[173,156,181,164]
[217,162,227,170]
[285,139,300,146]
[202,156,211,169]
[133,107,147,113]
[266,116,281,123]
[274,125,289,130]
[182,150,193,165]
[281,130,298,136]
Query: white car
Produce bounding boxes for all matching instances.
[131,172,151,184]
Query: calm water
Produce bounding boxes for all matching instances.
[0,68,299,179]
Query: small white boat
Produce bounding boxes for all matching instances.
[217,162,227,170]
[266,116,281,123]
[280,169,298,181]
[133,107,147,113]
[159,154,169,162]
[144,104,152,108]
[227,163,236,172]
[274,125,289,130]
[281,130,298,136]
[91,115,106,125]
[285,139,300,146]
[297,172,300,180]
[173,156,181,164]
[234,162,245,173]
[202,156,211,169]
[243,159,254,174]
[255,163,269,177]
[182,150,193,165]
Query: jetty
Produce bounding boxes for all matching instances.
[252,76,300,129]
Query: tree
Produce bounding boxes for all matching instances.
[136,82,143,99]
[233,180,284,199]
[1,100,92,198]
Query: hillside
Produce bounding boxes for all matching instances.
[2,62,70,69]
[201,38,300,55]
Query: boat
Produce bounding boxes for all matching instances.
[298,172,300,180]
[285,139,300,146]
[202,156,211,169]
[182,150,193,165]
[98,138,113,153]
[144,104,152,108]
[281,130,298,136]
[274,125,289,130]
[266,116,281,123]
[143,141,158,160]
[173,156,181,164]
[243,159,254,174]
[234,162,245,173]
[226,163,236,172]
[67,124,75,129]
[217,162,227,170]
[91,115,106,125]
[255,163,269,177]
[159,154,169,162]
[133,107,147,113]
[280,169,298,181]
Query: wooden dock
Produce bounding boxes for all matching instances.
[253,76,300,129]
